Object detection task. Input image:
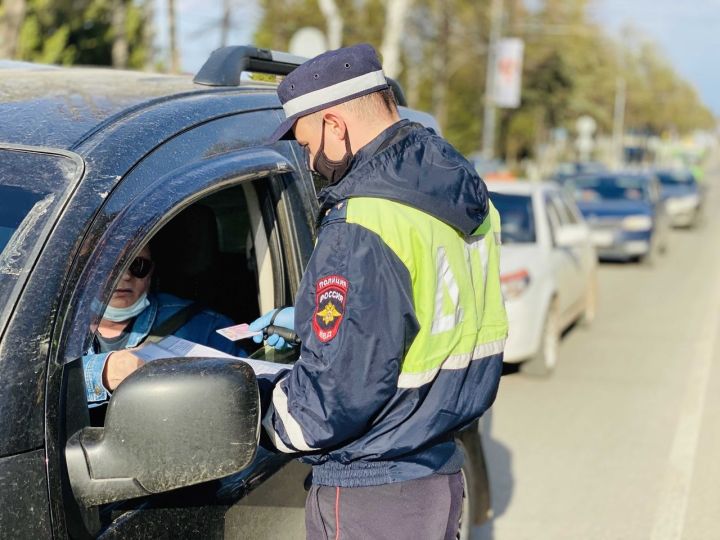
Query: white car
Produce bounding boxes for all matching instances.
[488,181,598,376]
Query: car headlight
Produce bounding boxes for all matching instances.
[622,215,653,231]
[501,269,531,300]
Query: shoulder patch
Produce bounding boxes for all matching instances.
[312,275,348,342]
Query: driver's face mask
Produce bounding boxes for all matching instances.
[312,120,353,184]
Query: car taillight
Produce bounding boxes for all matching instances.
[501,269,531,300]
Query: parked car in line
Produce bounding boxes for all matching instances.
[489,181,597,376]
[0,47,491,539]
[655,168,703,228]
[564,172,670,264]
[551,160,607,183]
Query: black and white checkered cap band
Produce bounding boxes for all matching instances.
[282,70,387,118]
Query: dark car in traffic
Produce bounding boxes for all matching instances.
[564,172,670,263]
[0,47,490,539]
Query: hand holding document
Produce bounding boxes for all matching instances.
[134,335,289,376]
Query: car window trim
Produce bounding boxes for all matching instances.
[0,143,85,341]
[57,147,295,364]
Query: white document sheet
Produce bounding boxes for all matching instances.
[134,335,290,376]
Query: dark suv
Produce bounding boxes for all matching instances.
[0,47,489,539]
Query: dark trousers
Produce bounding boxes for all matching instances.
[305,472,464,540]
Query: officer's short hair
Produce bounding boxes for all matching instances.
[307,88,398,125]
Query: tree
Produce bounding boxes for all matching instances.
[167,0,179,72]
[0,0,27,58]
[317,0,343,49]
[112,0,130,68]
[380,0,414,78]
[252,0,715,159]
[15,0,148,68]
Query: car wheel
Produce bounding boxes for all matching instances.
[579,272,598,327]
[521,299,559,377]
[455,433,486,540]
[458,465,473,540]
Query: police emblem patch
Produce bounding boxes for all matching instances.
[313,275,348,342]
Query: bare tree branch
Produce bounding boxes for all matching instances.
[0,0,27,59]
[318,0,343,49]
[380,0,414,78]
[112,0,129,68]
[168,0,180,72]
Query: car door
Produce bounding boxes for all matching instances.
[47,112,315,539]
[559,192,596,302]
[544,193,584,325]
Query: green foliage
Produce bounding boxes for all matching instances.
[16,0,148,68]
[252,0,715,158]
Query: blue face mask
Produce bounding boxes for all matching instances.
[103,293,150,322]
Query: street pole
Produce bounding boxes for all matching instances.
[482,0,503,160]
[611,76,626,169]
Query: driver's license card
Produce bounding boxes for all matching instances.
[216,323,262,341]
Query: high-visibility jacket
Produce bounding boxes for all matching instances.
[262,120,508,487]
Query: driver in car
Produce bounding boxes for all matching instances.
[82,243,245,407]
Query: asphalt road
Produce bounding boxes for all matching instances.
[475,164,720,540]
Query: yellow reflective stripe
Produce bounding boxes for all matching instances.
[397,339,506,388]
[346,197,508,377]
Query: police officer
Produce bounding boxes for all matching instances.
[250,43,508,539]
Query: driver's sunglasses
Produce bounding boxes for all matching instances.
[128,256,153,279]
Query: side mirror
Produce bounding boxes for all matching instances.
[555,223,589,247]
[66,357,260,507]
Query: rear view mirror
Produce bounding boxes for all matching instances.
[66,357,260,507]
[555,223,589,247]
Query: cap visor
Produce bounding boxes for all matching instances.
[267,117,298,144]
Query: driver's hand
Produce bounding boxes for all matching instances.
[248,307,296,350]
[103,349,145,390]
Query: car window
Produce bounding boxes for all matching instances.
[0,186,45,253]
[544,195,563,242]
[86,177,299,366]
[657,170,695,186]
[490,192,536,244]
[555,195,580,225]
[571,175,649,202]
[0,148,83,335]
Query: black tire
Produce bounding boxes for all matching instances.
[456,430,488,540]
[521,299,559,377]
[458,464,474,540]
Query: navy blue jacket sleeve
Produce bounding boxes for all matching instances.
[262,220,419,453]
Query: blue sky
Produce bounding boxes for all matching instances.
[164,0,720,116]
[590,0,720,115]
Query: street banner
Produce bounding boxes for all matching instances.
[492,38,524,108]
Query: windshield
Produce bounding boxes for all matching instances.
[0,187,46,255]
[0,147,83,333]
[656,170,695,186]
[491,192,536,244]
[571,176,649,202]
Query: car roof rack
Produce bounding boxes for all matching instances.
[193,45,408,107]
